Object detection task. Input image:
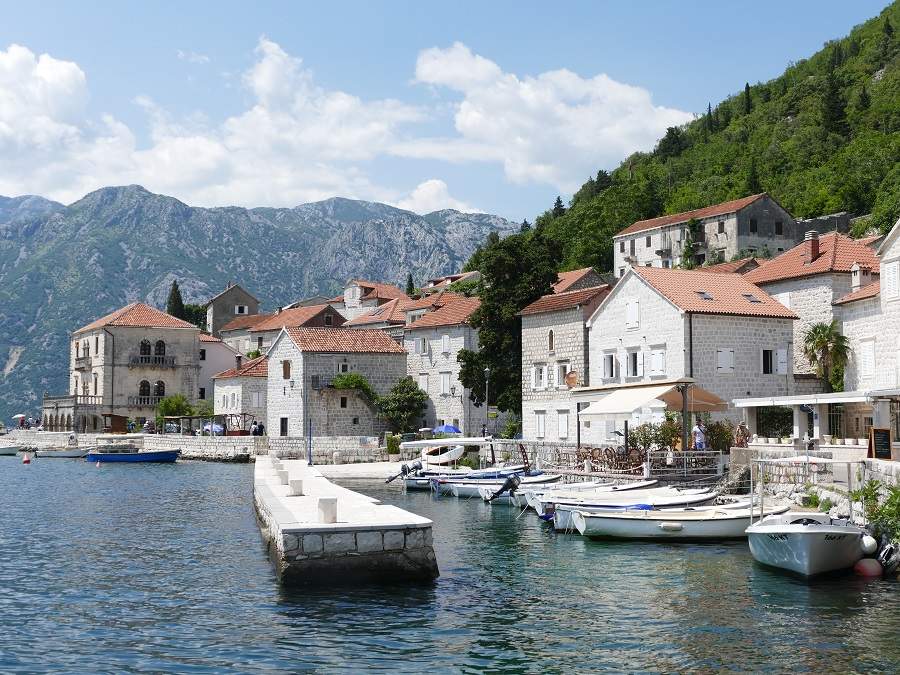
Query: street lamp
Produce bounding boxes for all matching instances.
[483,367,490,437]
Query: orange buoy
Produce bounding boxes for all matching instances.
[22,453,31,464]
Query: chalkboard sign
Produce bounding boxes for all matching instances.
[869,427,892,460]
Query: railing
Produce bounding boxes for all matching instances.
[74,356,91,370]
[127,395,163,407]
[128,354,176,368]
[42,394,105,407]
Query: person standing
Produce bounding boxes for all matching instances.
[691,418,707,450]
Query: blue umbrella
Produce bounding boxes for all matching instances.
[433,424,461,434]
[203,423,224,434]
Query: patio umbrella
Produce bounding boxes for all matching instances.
[433,424,461,434]
[11,414,25,419]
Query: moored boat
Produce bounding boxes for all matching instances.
[480,479,614,505]
[548,489,719,531]
[86,448,181,463]
[0,444,20,456]
[448,473,562,498]
[35,447,92,458]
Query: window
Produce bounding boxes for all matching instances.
[742,293,761,304]
[625,300,640,329]
[535,411,546,438]
[629,240,635,256]
[140,340,151,356]
[717,220,725,234]
[257,336,263,350]
[662,259,671,268]
[413,337,428,354]
[548,330,554,353]
[884,261,900,300]
[235,305,247,315]
[154,340,166,356]
[531,365,546,389]
[280,417,288,436]
[154,381,165,397]
[230,392,237,409]
[696,290,713,301]
[645,235,652,248]
[441,334,450,354]
[619,241,625,253]
[418,374,428,391]
[440,372,451,395]
[340,396,348,409]
[716,349,735,374]
[649,349,665,376]
[352,417,359,425]
[94,336,99,353]
[619,268,626,277]
[775,221,783,236]
[75,341,80,358]
[222,394,227,408]
[93,373,98,395]
[860,340,876,378]
[762,349,774,374]
[199,349,206,361]
[84,341,90,358]
[645,262,653,267]
[777,348,788,375]
[199,387,206,400]
[324,314,333,326]
[338,362,350,373]
[250,391,263,407]
[749,218,757,234]
[626,350,643,378]
[558,410,569,439]
[282,360,291,379]
[556,362,570,387]
[139,380,150,397]
[602,353,616,379]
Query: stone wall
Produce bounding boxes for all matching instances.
[268,435,383,463]
[142,434,266,461]
[841,294,892,391]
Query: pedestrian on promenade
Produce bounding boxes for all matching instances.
[692,417,706,450]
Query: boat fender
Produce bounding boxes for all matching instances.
[854,558,882,577]
[659,522,683,532]
[861,534,878,556]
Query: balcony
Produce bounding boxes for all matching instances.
[42,394,107,409]
[127,395,164,407]
[74,356,91,371]
[128,354,176,368]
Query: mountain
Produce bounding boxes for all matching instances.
[534,1,900,273]
[0,185,515,420]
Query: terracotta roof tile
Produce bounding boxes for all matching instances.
[345,298,411,326]
[199,333,223,342]
[249,304,342,332]
[74,302,198,334]
[703,257,760,275]
[744,233,880,285]
[859,234,883,247]
[427,271,479,287]
[834,280,880,305]
[553,267,597,293]
[616,194,766,237]
[220,313,272,332]
[520,285,610,316]
[284,327,406,353]
[403,290,462,311]
[350,279,410,302]
[213,355,268,379]
[204,283,259,306]
[633,267,797,318]
[405,297,481,329]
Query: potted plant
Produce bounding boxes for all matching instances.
[386,434,401,462]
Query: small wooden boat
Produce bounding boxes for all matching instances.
[86,448,180,463]
[35,447,91,458]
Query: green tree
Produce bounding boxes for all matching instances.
[377,376,428,433]
[405,273,415,296]
[821,71,847,135]
[802,320,850,393]
[183,303,207,330]
[520,218,531,232]
[195,400,214,418]
[166,280,186,319]
[157,394,194,419]
[458,230,560,413]
[857,84,870,110]
[745,157,761,194]
[551,196,566,218]
[743,82,752,115]
[655,126,689,160]
[463,231,500,272]
[705,102,715,133]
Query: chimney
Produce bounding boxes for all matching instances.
[851,262,871,291]
[803,231,820,264]
[235,354,243,371]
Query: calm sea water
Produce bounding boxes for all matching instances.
[0,457,898,673]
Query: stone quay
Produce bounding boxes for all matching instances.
[253,456,439,584]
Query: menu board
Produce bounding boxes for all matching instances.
[869,427,892,460]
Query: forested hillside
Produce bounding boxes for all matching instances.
[533,2,900,273]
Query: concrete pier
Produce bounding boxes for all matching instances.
[254,456,439,584]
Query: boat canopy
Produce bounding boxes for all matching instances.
[399,437,494,449]
[578,383,726,421]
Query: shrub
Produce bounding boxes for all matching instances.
[332,373,379,403]
[803,491,820,508]
[705,420,735,452]
[819,497,834,513]
[376,376,428,434]
[386,434,400,455]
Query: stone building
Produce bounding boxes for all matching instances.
[205,283,260,337]
[42,303,201,431]
[403,296,485,435]
[612,193,807,276]
[218,313,273,354]
[328,279,410,321]
[577,267,797,442]
[229,304,346,355]
[344,297,411,340]
[266,327,406,438]
[704,257,761,275]
[520,285,610,443]
[553,267,607,293]
[213,355,268,430]
[198,333,238,404]
[424,270,480,291]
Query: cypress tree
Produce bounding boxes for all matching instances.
[552,196,566,218]
[743,83,752,115]
[595,169,612,191]
[520,219,531,233]
[405,273,415,296]
[166,280,186,319]
[745,157,761,194]
[705,102,714,132]
[821,71,847,135]
[858,84,870,110]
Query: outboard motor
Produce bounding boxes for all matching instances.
[487,474,521,501]
[878,542,900,575]
[385,459,424,484]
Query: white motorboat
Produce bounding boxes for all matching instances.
[548,489,719,531]
[403,467,471,490]
[34,446,92,458]
[572,502,790,540]
[523,479,659,512]
[448,473,562,498]
[399,436,492,468]
[421,443,464,465]
[0,444,20,456]
[528,485,712,517]
[746,511,869,576]
[479,479,615,505]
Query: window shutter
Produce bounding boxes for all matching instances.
[636,351,644,377]
[728,350,735,372]
[886,262,900,299]
[777,348,788,374]
[442,334,450,353]
[530,367,536,389]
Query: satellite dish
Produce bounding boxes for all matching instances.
[565,371,579,388]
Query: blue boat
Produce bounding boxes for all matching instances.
[86,448,181,463]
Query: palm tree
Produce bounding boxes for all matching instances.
[802,320,850,392]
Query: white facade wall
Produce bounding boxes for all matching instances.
[214,376,267,423]
[839,297,884,391]
[199,341,236,404]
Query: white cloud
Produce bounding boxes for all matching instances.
[176,49,210,64]
[394,179,475,214]
[405,42,693,193]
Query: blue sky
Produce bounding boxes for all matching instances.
[0,1,889,220]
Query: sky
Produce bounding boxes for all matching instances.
[0,1,890,220]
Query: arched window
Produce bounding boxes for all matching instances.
[140,340,151,356]
[154,340,166,356]
[75,341,80,358]
[139,380,151,397]
[548,330,554,352]
[154,380,166,397]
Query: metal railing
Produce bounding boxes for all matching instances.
[128,354,176,367]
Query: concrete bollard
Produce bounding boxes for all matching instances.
[318,497,338,523]
[332,451,341,465]
[584,459,591,473]
[289,479,304,496]
[278,469,290,485]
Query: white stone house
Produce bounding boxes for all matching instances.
[266,327,406,438]
[198,333,238,404]
[219,313,273,354]
[204,283,260,337]
[520,285,610,443]
[244,304,346,354]
[578,267,797,443]
[403,296,485,435]
[213,355,268,430]
[328,279,410,321]
[42,302,201,431]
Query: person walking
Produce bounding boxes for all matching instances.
[691,418,707,450]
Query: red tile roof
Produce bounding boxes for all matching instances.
[427,271,479,287]
[249,304,341,332]
[351,279,410,302]
[520,285,610,316]
[834,280,880,305]
[284,327,406,353]
[403,290,462,312]
[703,257,760,275]
[553,267,597,293]
[859,234,883,248]
[405,297,481,329]
[616,194,766,237]
[633,267,797,318]
[344,298,410,326]
[220,313,272,332]
[744,233,881,285]
[74,302,198,334]
[213,355,268,379]
[199,333,223,343]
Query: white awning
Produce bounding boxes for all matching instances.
[732,391,870,408]
[399,437,492,449]
[579,383,726,421]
